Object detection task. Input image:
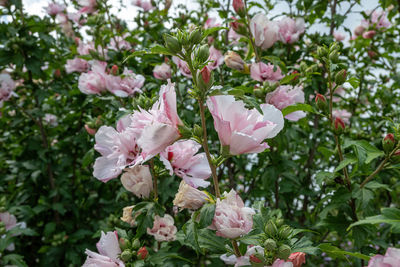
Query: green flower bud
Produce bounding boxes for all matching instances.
[121,249,133,262]
[383,133,395,154]
[333,117,346,135]
[329,51,339,62]
[119,238,131,251]
[263,238,277,251]
[278,225,292,239]
[131,238,141,249]
[254,88,264,98]
[315,93,328,112]
[299,62,307,72]
[193,124,203,139]
[164,34,182,54]
[197,44,210,63]
[275,218,284,227]
[196,66,213,92]
[277,244,291,260]
[189,28,203,45]
[335,69,347,85]
[317,46,328,58]
[265,221,278,237]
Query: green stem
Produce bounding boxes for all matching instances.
[231,240,241,257]
[149,159,158,202]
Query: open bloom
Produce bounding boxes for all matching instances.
[172,56,192,78]
[368,247,400,267]
[93,123,140,182]
[204,17,221,29]
[251,62,283,82]
[173,181,208,210]
[211,189,255,239]
[106,68,145,97]
[46,2,66,16]
[83,231,125,267]
[207,95,284,155]
[250,13,279,50]
[220,245,264,266]
[65,57,89,73]
[362,10,391,29]
[130,80,183,161]
[265,85,306,121]
[132,0,154,11]
[78,61,108,95]
[120,165,153,198]
[153,63,172,80]
[208,46,224,70]
[109,35,132,51]
[278,17,305,44]
[78,0,96,13]
[147,214,177,242]
[160,140,211,188]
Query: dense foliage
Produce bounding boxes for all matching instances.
[1,0,400,266]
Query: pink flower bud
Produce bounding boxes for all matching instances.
[200,66,211,84]
[362,30,376,39]
[84,124,96,135]
[224,51,245,71]
[233,0,245,15]
[54,69,61,78]
[354,25,366,36]
[137,246,148,260]
[383,133,396,153]
[111,65,118,75]
[333,117,345,134]
[368,50,378,59]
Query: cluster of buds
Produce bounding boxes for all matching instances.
[119,237,148,262]
[259,218,294,264]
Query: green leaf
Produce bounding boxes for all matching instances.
[202,27,227,39]
[198,203,215,228]
[282,103,314,117]
[343,140,384,165]
[315,171,335,186]
[334,156,357,172]
[348,208,400,233]
[280,73,300,85]
[347,77,360,89]
[364,181,392,191]
[182,219,201,253]
[198,228,226,253]
[318,243,370,261]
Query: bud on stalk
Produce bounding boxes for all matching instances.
[189,28,202,45]
[335,69,347,85]
[277,244,291,259]
[121,250,132,262]
[333,117,345,135]
[197,66,213,92]
[315,94,327,111]
[163,34,182,54]
[382,133,395,154]
[224,51,246,71]
[263,238,277,251]
[233,0,245,16]
[111,65,118,75]
[137,246,148,260]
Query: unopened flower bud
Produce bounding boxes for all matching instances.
[335,69,347,85]
[391,150,400,163]
[265,221,278,237]
[224,51,245,71]
[189,28,202,45]
[333,117,345,135]
[164,34,182,54]
[193,124,203,138]
[277,244,291,260]
[367,50,378,59]
[233,0,245,16]
[354,25,366,36]
[121,249,133,262]
[137,246,148,260]
[383,133,395,153]
[275,218,284,227]
[254,88,264,98]
[111,65,118,75]
[249,254,262,263]
[84,124,97,135]
[315,94,327,111]
[230,17,247,35]
[362,30,376,39]
[278,225,292,239]
[132,238,141,249]
[119,238,131,250]
[197,44,210,63]
[329,51,339,62]
[263,238,277,251]
[197,66,213,92]
[54,69,61,78]
[317,46,327,58]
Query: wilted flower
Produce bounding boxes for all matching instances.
[147,214,177,242]
[362,30,376,39]
[83,231,125,267]
[288,252,306,267]
[208,46,224,70]
[265,85,306,121]
[173,181,208,210]
[354,25,366,36]
[278,17,305,44]
[160,140,211,188]
[250,13,279,50]
[250,62,283,82]
[333,32,346,41]
[224,51,246,71]
[153,63,172,80]
[368,247,400,267]
[172,56,192,78]
[120,205,137,226]
[65,57,89,73]
[211,189,255,239]
[120,165,153,198]
[207,95,284,155]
